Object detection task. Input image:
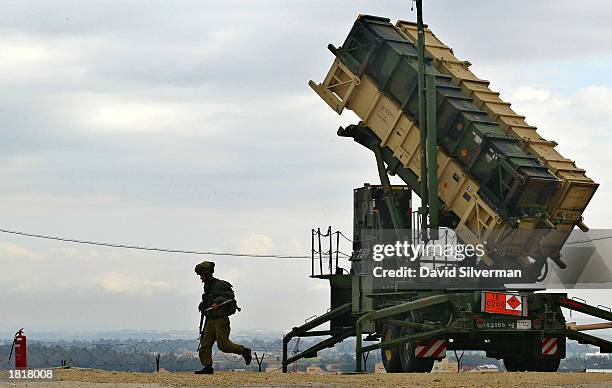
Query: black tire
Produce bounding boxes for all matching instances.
[503,357,528,372]
[398,327,434,373]
[529,358,560,372]
[380,324,403,373]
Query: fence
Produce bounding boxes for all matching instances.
[0,336,285,372]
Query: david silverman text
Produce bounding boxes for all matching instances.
[373,266,522,279]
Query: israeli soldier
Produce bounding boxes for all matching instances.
[194,260,251,375]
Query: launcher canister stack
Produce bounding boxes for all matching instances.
[309,15,597,270]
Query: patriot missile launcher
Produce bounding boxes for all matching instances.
[283,12,609,374]
[309,15,597,271]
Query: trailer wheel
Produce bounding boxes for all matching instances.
[399,327,434,373]
[530,358,560,372]
[380,324,403,373]
[503,357,528,372]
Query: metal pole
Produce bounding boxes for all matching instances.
[407,191,412,244]
[311,229,315,277]
[355,321,363,372]
[426,73,439,240]
[416,0,428,241]
[335,231,340,272]
[373,146,408,238]
[328,226,333,274]
[282,339,288,373]
[318,227,323,275]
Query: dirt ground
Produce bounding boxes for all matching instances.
[1,368,612,387]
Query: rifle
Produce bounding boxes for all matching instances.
[198,299,237,335]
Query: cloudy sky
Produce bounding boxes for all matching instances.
[1,1,611,334]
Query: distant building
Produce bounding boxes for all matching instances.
[585,352,604,357]
[374,362,386,374]
[325,363,339,374]
[432,358,457,373]
[265,361,281,371]
[468,364,499,372]
[306,365,325,375]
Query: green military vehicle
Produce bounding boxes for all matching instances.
[283,10,611,373]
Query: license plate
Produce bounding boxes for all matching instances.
[482,320,512,329]
[517,319,532,330]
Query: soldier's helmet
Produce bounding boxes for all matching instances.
[195,260,215,275]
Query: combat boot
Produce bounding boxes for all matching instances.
[194,365,213,374]
[242,348,252,365]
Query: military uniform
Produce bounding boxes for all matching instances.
[198,278,245,365]
[195,261,249,370]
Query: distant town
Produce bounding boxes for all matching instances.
[1,330,611,373]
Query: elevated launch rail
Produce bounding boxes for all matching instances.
[309,15,598,271]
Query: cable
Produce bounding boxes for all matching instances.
[566,235,612,245]
[337,231,354,243]
[0,228,309,259]
[310,249,352,258]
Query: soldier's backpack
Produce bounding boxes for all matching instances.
[222,281,241,317]
[217,280,240,317]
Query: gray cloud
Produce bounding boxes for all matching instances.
[0,1,610,332]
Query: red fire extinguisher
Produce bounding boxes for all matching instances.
[8,329,27,369]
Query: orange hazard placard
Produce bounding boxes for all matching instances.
[481,292,526,316]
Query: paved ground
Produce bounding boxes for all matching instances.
[1,368,612,387]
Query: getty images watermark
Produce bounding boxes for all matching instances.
[371,241,523,279]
